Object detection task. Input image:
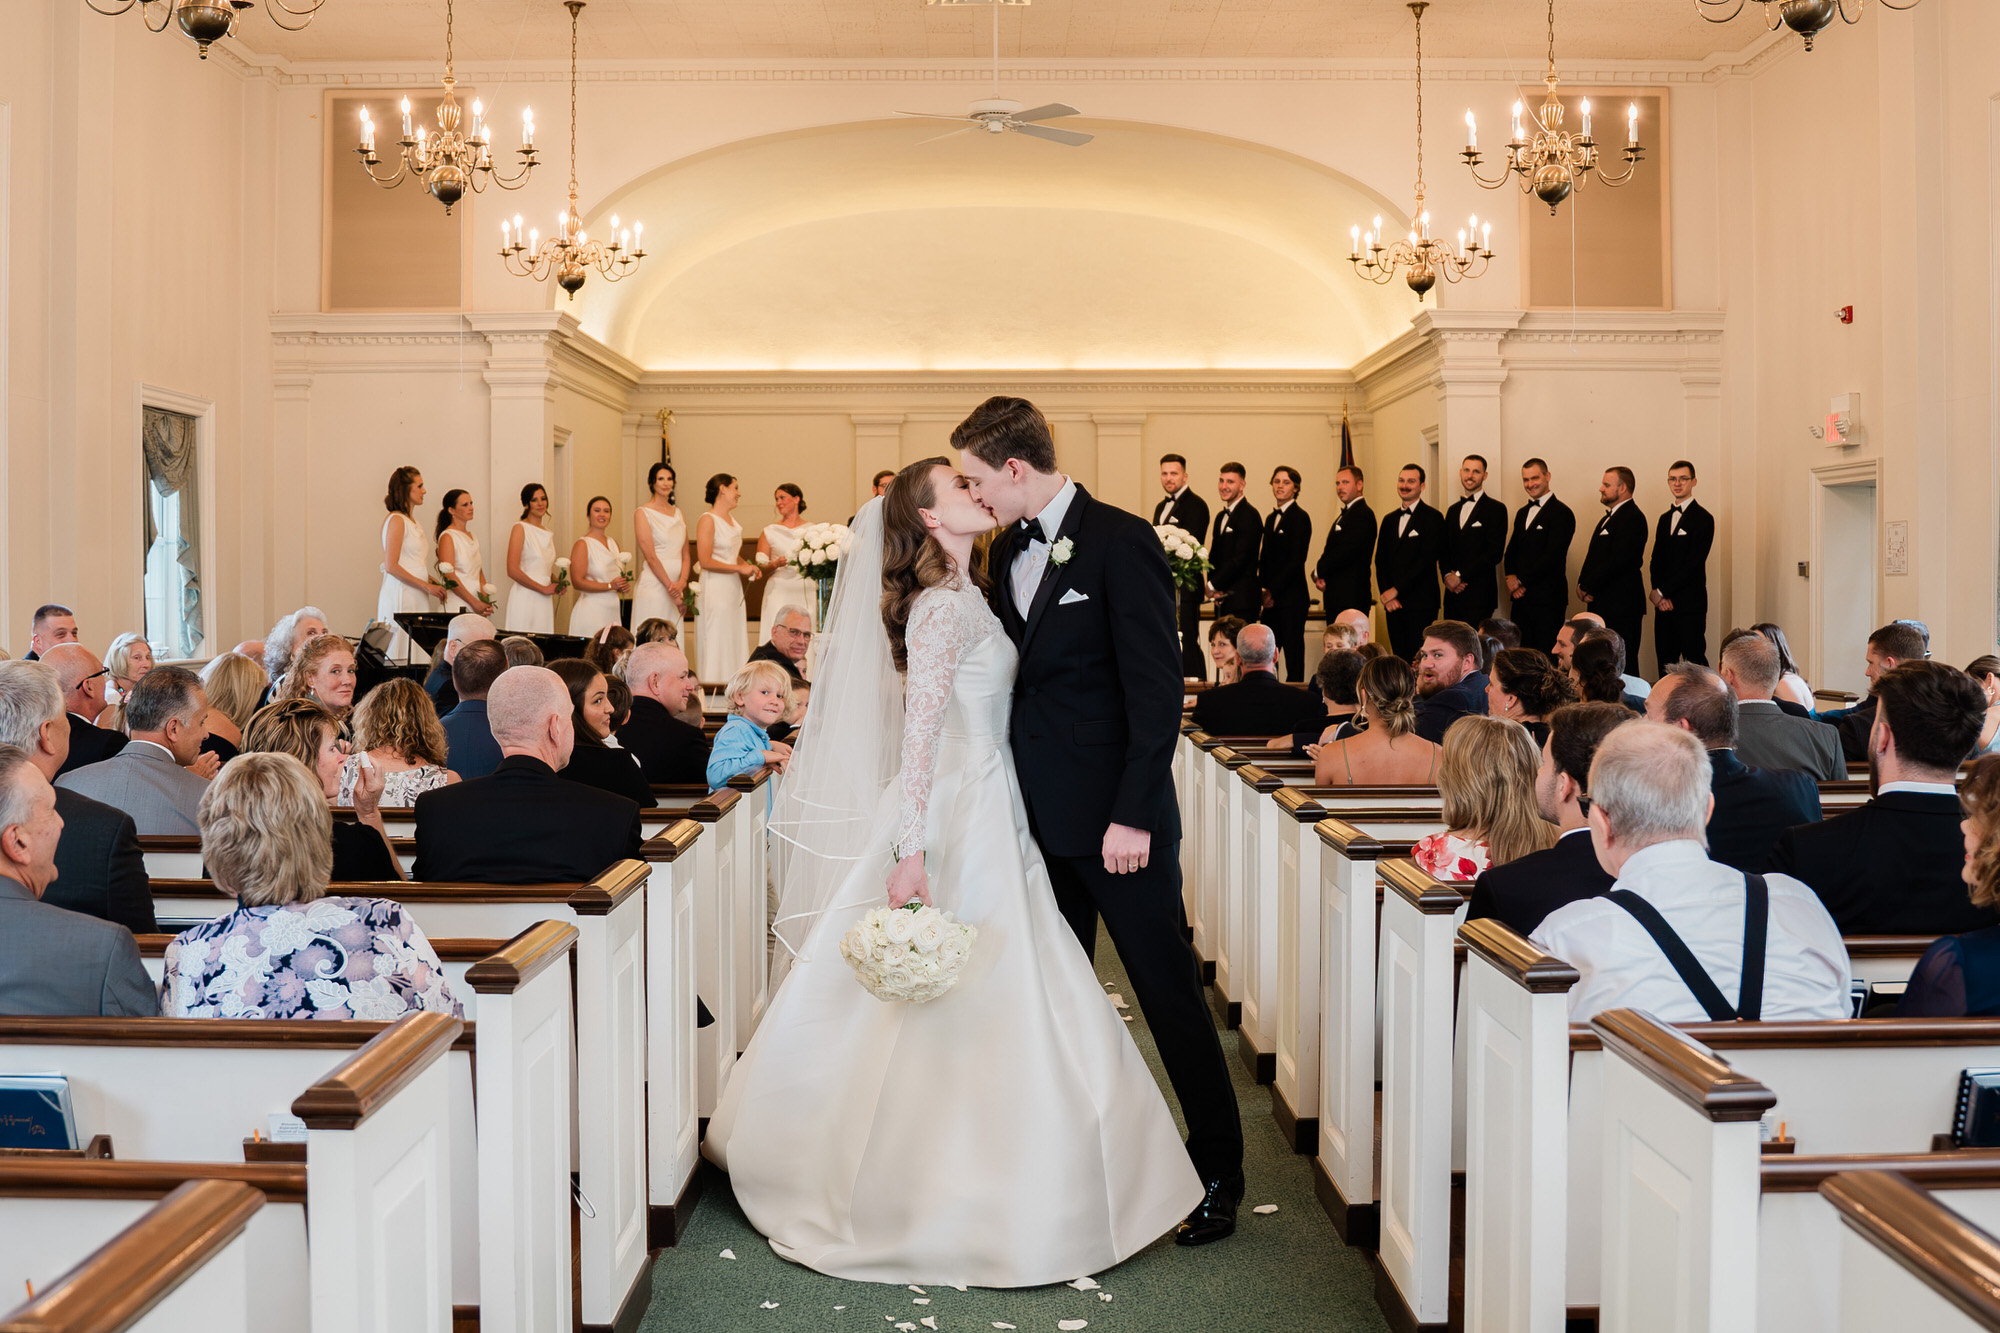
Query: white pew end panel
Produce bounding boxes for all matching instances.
[1821,1170,2000,1333]
[642,819,706,1249]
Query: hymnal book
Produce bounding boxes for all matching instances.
[0,1075,78,1150]
[1953,1068,2000,1148]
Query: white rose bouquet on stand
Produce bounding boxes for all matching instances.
[1153,525,1212,593]
[840,902,978,1003]
[788,521,854,627]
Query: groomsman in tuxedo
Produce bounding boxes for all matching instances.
[1439,454,1509,627]
[1374,464,1444,661]
[1648,459,1714,673]
[1153,454,1212,679]
[1257,467,1313,681]
[1504,458,1575,653]
[1312,465,1376,620]
[1206,463,1263,622]
[1577,466,1649,672]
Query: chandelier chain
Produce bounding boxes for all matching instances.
[1411,2,1424,202]
[569,1,581,201]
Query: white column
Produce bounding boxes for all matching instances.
[619,413,644,521]
[270,365,315,615]
[1414,311,1518,476]
[472,316,561,554]
[1091,413,1149,514]
[850,415,905,514]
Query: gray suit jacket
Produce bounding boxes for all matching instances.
[55,742,206,836]
[1734,699,1844,783]
[0,878,158,1016]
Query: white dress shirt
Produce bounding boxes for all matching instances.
[1597,497,1629,532]
[1011,477,1078,617]
[1522,492,1554,528]
[1530,838,1852,1023]
[1456,490,1485,527]
[1666,500,1690,535]
[1396,502,1417,537]
[1878,780,1959,798]
[1155,487,1189,526]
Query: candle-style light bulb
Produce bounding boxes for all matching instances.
[522,110,535,149]
[1511,99,1523,139]
[1350,223,1361,254]
[1481,221,1491,250]
[400,97,412,137]
[1373,215,1383,239]
[1579,98,1592,137]
[1419,209,1430,238]
[1627,102,1638,145]
[358,107,374,151]
[609,214,619,232]
[1464,109,1476,149]
[529,227,539,248]
[471,99,483,139]
[632,221,643,248]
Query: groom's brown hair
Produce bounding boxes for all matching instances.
[952,396,1057,475]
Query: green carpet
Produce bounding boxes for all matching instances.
[641,931,1389,1332]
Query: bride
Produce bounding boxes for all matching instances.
[704,457,1201,1288]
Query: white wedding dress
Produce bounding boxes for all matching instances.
[704,575,1201,1288]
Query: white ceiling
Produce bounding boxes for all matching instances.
[234,0,1764,66]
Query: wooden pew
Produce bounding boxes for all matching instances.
[641,819,706,1247]
[724,767,777,1051]
[140,835,417,886]
[667,790,743,1115]
[0,1179,268,1333]
[1818,1170,2000,1332]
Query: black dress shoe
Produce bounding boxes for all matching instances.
[1174,1175,1244,1247]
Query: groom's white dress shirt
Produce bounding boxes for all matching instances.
[1011,477,1078,617]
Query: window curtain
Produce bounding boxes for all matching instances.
[142,407,201,657]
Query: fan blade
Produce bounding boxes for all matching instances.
[894,110,981,123]
[1012,103,1081,123]
[915,125,978,146]
[1012,122,1094,147]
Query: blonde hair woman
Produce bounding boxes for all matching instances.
[278,634,359,724]
[1411,716,1555,882]
[159,752,457,1020]
[105,632,155,702]
[337,676,457,807]
[198,651,270,762]
[1311,655,1440,786]
[243,699,402,882]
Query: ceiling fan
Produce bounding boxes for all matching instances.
[896,3,1093,147]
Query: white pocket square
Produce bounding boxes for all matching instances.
[1058,589,1090,605]
[1470,521,1483,528]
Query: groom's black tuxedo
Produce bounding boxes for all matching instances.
[990,481,1243,1187]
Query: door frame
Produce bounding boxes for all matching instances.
[1808,457,1880,690]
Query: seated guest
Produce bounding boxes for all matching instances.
[260,605,328,701]
[748,604,812,684]
[104,632,154,705]
[422,613,496,717]
[1825,621,1928,762]
[1900,756,2000,1016]
[1719,626,1813,719]
[197,651,268,764]
[0,662,152,933]
[1967,655,2000,757]
[57,666,213,835]
[1277,650,1364,753]
[414,667,644,883]
[1558,613,1651,699]
[501,636,544,670]
[1302,622,1358,709]
[1483,648,1577,748]
[582,624,637,681]
[605,674,636,733]
[1570,631,1644,713]
[1648,661,1819,872]
[1413,716,1554,882]
[0,744,156,1016]
[438,640,506,781]
[619,642,710,784]
[1479,617,1521,652]
[338,678,457,807]
[1189,624,1320,737]
[23,604,79,662]
[707,661,795,792]
[1207,616,1247,687]
[1333,608,1373,648]
[1750,622,1818,713]
[1531,723,1851,1023]
[1769,660,1994,935]
[1467,702,1632,935]
[1718,632,1842,780]
[277,634,358,733]
[634,617,679,645]
[769,677,808,744]
[160,754,457,1020]
[244,700,401,882]
[44,643,127,776]
[549,659,652,806]
[1312,655,1440,786]
[1412,620,1490,745]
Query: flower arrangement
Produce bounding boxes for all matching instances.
[1152,525,1212,593]
[437,560,493,606]
[479,581,499,610]
[552,557,572,594]
[840,901,977,1004]
[682,579,700,621]
[789,522,853,626]
[616,551,635,601]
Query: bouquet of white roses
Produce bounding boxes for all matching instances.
[1153,524,1212,594]
[839,902,977,1004]
[616,551,635,600]
[552,557,572,593]
[787,522,853,583]
[436,560,463,602]
[682,579,700,620]
[479,581,498,610]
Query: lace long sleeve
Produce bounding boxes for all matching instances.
[892,589,984,859]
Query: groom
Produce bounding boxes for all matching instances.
[957,396,1246,1246]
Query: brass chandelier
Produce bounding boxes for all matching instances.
[83,0,327,60]
[353,0,538,214]
[499,1,646,299]
[1461,0,1643,214]
[1348,2,1493,302]
[1696,0,1918,52]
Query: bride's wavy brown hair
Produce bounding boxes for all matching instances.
[881,457,987,673]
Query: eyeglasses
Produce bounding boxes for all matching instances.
[777,626,814,642]
[78,668,109,685]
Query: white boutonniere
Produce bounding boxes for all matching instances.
[1050,537,1075,566]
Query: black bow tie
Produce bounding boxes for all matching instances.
[1019,517,1048,544]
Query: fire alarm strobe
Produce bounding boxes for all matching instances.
[1838,305,1854,324]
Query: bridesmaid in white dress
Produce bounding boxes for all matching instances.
[696,473,759,682]
[631,461,689,631]
[504,483,560,634]
[755,482,814,646]
[376,466,445,660]
[434,489,493,619]
[568,495,630,642]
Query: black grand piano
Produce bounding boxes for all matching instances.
[353,613,594,699]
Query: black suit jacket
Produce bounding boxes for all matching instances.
[1375,502,1445,613]
[1767,790,1997,935]
[1504,496,1576,604]
[1188,671,1321,738]
[991,484,1184,857]
[413,755,643,883]
[1466,827,1613,937]
[46,787,153,934]
[615,696,710,785]
[1413,671,1491,745]
[1578,502,1650,617]
[747,641,807,683]
[1706,749,1821,873]
[56,717,128,779]
[423,655,460,717]
[1258,503,1313,605]
[1152,490,1211,547]
[1207,500,1263,618]
[1649,499,1715,611]
[1314,498,1377,615]
[1834,696,1878,763]
[561,742,655,808]
[1438,494,1509,603]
